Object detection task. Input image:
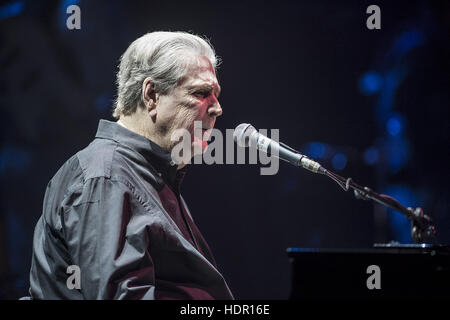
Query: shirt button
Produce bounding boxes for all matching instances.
[158,172,162,177]
[170,161,176,166]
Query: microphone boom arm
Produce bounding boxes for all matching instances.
[233,123,436,243]
[291,149,437,244]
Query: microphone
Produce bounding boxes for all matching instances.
[233,123,325,174]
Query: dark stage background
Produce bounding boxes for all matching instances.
[0,0,449,299]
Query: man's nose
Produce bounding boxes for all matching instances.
[208,99,223,117]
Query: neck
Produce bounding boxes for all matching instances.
[117,115,187,170]
[117,112,163,148]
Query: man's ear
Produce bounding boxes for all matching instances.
[142,77,158,118]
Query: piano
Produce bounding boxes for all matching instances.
[287,244,450,300]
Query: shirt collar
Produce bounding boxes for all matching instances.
[94,119,187,192]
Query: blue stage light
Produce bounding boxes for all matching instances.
[0,1,24,20]
[364,147,379,165]
[332,153,347,170]
[383,185,423,243]
[393,29,425,57]
[359,71,382,95]
[386,115,403,136]
[307,142,326,159]
[384,136,410,173]
[62,0,80,8]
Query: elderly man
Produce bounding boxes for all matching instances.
[28,31,233,299]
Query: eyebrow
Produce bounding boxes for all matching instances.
[187,83,221,97]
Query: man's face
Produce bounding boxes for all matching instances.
[154,55,222,156]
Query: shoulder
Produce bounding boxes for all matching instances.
[76,138,161,190]
[76,138,117,181]
[46,137,164,217]
[44,139,131,216]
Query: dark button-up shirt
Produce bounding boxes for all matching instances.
[29,120,234,300]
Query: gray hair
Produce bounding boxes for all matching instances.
[112,31,219,119]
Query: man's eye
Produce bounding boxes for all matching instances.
[194,90,210,98]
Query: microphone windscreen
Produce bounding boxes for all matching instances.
[233,123,255,147]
